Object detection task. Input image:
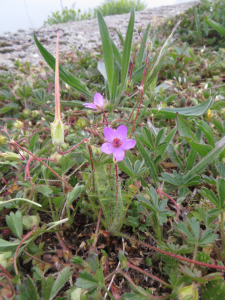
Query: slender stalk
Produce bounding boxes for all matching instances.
[129,49,137,81]
[0,265,13,279]
[102,110,109,127]
[57,138,88,155]
[94,207,102,248]
[103,286,116,300]
[55,30,61,121]
[0,274,14,298]
[158,189,180,221]
[221,211,225,247]
[129,52,149,138]
[114,161,119,215]
[127,262,172,288]
[14,227,37,275]
[11,141,73,191]
[87,141,95,192]
[119,271,148,297]
[117,232,225,271]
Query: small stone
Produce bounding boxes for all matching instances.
[18,51,26,58]
[0,47,14,53]
[0,40,12,47]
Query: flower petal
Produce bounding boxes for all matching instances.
[116,125,127,141]
[104,127,116,143]
[94,93,104,108]
[121,139,136,150]
[83,103,97,109]
[101,143,114,154]
[113,147,125,161]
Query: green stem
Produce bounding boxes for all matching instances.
[87,141,95,193]
[103,286,116,300]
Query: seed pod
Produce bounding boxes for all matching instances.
[50,120,64,147]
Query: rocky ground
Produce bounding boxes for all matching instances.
[0,1,199,71]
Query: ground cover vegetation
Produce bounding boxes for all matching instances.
[1,0,225,298]
[44,0,146,26]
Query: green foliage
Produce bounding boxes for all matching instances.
[94,0,146,17]
[44,7,91,26]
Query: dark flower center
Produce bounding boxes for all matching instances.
[113,138,122,148]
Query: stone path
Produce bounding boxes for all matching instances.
[0,1,199,71]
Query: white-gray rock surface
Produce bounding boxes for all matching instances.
[0,1,199,71]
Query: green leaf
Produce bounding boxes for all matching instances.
[184,136,225,180]
[50,267,72,300]
[200,188,219,208]
[136,138,158,181]
[34,185,52,196]
[33,33,93,100]
[196,120,215,148]
[150,98,214,119]
[177,113,198,142]
[177,223,195,242]
[117,7,134,104]
[217,178,225,210]
[119,251,128,268]
[97,61,107,81]
[97,11,114,98]
[136,194,155,213]
[111,39,122,67]
[26,276,39,300]
[28,132,38,153]
[75,270,98,289]
[6,211,23,239]
[136,22,151,66]
[42,276,54,300]
[67,185,84,208]
[0,239,19,252]
[111,64,119,102]
[199,228,217,245]
[205,16,225,37]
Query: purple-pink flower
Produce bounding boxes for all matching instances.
[101,125,136,161]
[83,93,106,110]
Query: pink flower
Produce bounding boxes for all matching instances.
[83,93,106,110]
[101,125,136,161]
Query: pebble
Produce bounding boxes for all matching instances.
[0,1,199,71]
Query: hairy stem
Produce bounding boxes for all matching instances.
[117,232,225,271]
[57,138,88,155]
[87,141,95,192]
[11,141,73,191]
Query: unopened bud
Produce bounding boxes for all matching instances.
[146,41,152,54]
[61,143,69,151]
[0,135,7,145]
[50,152,62,164]
[0,252,12,269]
[23,109,30,117]
[14,120,23,129]
[0,152,22,162]
[50,120,64,147]
[22,215,40,230]
[138,26,142,34]
[91,145,101,155]
[76,118,87,129]
[177,284,198,300]
[32,110,40,118]
[125,80,133,94]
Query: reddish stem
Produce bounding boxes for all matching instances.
[115,162,119,214]
[129,49,137,81]
[94,207,102,248]
[57,138,88,155]
[127,262,171,288]
[0,274,14,298]
[119,233,225,271]
[85,129,103,141]
[102,110,109,127]
[0,264,13,279]
[158,188,180,221]
[129,52,149,138]
[14,227,37,275]
[87,142,95,192]
[11,141,73,191]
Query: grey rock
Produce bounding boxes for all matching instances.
[0,47,14,53]
[0,40,12,47]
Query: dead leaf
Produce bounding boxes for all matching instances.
[128,257,144,266]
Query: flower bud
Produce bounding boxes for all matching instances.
[14,120,23,129]
[0,135,7,145]
[146,41,152,54]
[61,143,69,151]
[50,152,62,164]
[0,252,12,269]
[23,109,30,117]
[32,110,40,118]
[177,284,198,300]
[138,26,142,34]
[50,120,64,147]
[91,145,101,155]
[125,80,133,94]
[0,152,22,162]
[22,215,40,230]
[76,118,87,129]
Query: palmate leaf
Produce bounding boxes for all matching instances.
[6,211,23,239]
[75,271,99,289]
[33,33,93,101]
